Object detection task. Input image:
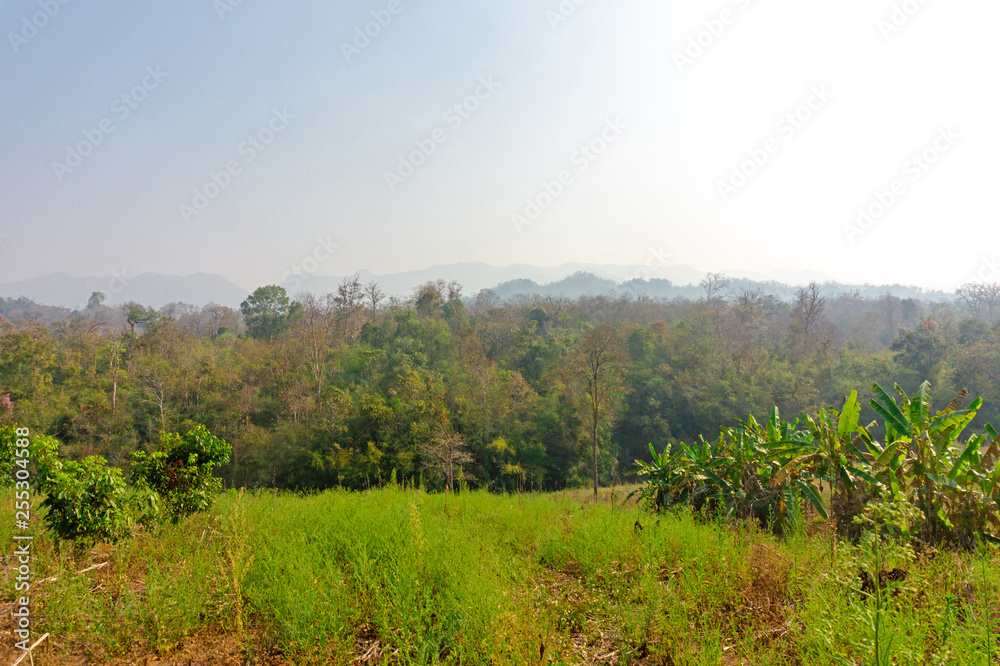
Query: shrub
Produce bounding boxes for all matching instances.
[131,425,232,524]
[0,425,19,483]
[35,435,132,546]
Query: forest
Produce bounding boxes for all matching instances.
[2,273,999,495]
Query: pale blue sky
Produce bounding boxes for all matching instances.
[1,0,997,291]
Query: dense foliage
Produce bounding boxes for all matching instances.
[2,275,1000,494]
[131,424,233,523]
[33,434,133,545]
[633,383,1000,548]
[29,425,230,544]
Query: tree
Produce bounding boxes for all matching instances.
[419,429,475,492]
[364,281,386,313]
[241,285,294,342]
[700,272,730,301]
[200,303,241,339]
[295,292,336,407]
[334,276,366,343]
[792,281,827,345]
[890,318,948,386]
[121,301,159,334]
[87,291,106,310]
[569,325,630,497]
[957,282,1000,324]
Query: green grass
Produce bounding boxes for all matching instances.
[2,485,999,664]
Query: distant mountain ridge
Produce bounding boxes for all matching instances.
[487,273,954,303]
[291,262,954,303]
[0,264,956,311]
[0,272,248,310]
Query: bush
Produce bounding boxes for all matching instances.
[35,435,133,545]
[131,425,232,524]
[0,425,18,483]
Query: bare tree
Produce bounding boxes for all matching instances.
[295,292,337,407]
[733,287,775,346]
[700,272,730,301]
[957,282,1000,323]
[793,281,827,342]
[419,430,475,492]
[334,275,366,342]
[364,281,386,313]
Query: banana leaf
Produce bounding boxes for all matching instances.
[794,479,828,519]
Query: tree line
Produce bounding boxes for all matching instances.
[2,274,1000,494]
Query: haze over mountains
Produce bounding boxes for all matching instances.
[0,263,955,311]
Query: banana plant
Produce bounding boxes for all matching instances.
[870,382,998,544]
[775,390,881,525]
[633,381,1000,545]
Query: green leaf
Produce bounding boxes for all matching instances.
[837,390,860,439]
[985,423,1000,442]
[794,480,828,519]
[948,437,982,480]
[875,441,904,467]
[926,473,959,489]
[870,383,911,435]
[911,381,931,427]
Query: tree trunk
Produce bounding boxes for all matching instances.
[592,403,599,499]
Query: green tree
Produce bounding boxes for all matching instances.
[87,291,106,310]
[241,285,295,342]
[121,301,159,334]
[569,325,630,497]
[890,318,948,387]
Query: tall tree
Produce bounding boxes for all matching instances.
[569,325,630,498]
[241,285,294,342]
[700,272,730,301]
[792,281,827,345]
[295,292,336,407]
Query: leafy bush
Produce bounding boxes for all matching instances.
[34,435,133,545]
[131,425,232,524]
[0,424,19,483]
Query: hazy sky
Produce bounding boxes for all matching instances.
[1,0,998,292]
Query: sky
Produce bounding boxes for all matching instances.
[1,0,998,293]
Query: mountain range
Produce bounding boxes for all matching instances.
[0,263,955,310]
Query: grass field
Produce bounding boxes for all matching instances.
[1,485,998,665]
